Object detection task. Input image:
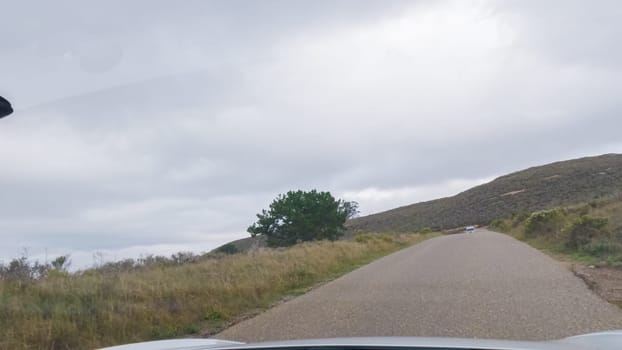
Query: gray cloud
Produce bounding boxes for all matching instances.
[1,0,621,267]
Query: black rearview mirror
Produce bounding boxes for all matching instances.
[0,96,14,118]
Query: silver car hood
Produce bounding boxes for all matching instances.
[99,331,622,350]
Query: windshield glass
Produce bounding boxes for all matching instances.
[2,1,622,349]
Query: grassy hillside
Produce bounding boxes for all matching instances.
[347,154,622,233]
[490,194,622,266]
[0,232,436,350]
[212,235,267,254]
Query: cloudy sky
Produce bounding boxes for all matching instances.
[1,0,621,268]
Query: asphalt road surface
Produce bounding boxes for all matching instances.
[216,229,622,342]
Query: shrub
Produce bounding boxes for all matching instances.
[51,255,71,271]
[565,215,609,249]
[97,259,139,274]
[524,209,565,238]
[380,235,395,243]
[215,243,239,255]
[490,218,509,232]
[170,252,199,265]
[576,205,590,216]
[511,212,530,227]
[354,233,376,243]
[580,239,622,258]
[0,257,50,283]
[137,254,170,267]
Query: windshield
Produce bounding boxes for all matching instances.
[2,1,622,349]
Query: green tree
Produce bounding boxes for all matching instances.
[247,190,359,247]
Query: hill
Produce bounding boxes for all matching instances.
[212,235,267,254]
[347,153,622,233]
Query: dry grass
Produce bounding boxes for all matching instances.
[0,232,436,350]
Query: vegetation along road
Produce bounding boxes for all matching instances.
[217,229,622,342]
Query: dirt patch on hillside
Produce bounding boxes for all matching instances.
[573,265,622,308]
[500,189,526,197]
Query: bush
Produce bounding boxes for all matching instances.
[565,215,609,249]
[576,205,590,216]
[51,255,71,271]
[0,257,50,283]
[524,209,565,238]
[511,212,530,227]
[490,218,509,232]
[580,239,622,258]
[354,233,376,243]
[214,243,239,255]
[170,252,199,265]
[97,259,139,274]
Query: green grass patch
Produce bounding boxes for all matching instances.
[490,197,622,266]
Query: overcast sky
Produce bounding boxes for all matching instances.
[1,0,621,268]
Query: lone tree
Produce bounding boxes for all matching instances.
[248,190,359,247]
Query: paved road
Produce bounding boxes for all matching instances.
[216,229,622,342]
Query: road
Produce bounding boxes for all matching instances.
[216,229,622,341]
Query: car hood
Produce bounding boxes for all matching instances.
[99,331,622,350]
